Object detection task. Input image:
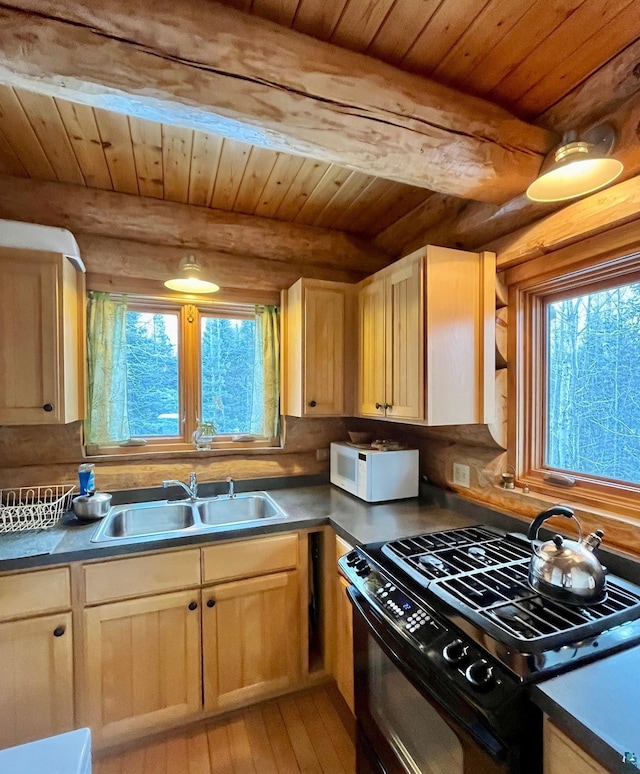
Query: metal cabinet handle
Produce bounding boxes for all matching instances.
[309,400,317,407]
[384,403,391,410]
[53,625,65,637]
[375,402,383,410]
[188,601,198,611]
[43,403,54,412]
[206,599,216,608]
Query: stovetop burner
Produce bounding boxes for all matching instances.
[381,526,640,652]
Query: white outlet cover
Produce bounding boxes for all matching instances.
[453,463,470,488]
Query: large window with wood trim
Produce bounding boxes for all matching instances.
[85,293,280,455]
[511,242,640,517]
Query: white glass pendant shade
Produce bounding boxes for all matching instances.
[526,124,623,203]
[164,256,220,294]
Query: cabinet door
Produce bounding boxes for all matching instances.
[334,575,354,713]
[83,589,202,743]
[304,286,346,415]
[0,612,74,749]
[203,570,300,710]
[358,277,386,417]
[544,717,609,774]
[385,256,424,421]
[0,254,61,424]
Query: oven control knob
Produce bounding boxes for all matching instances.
[465,659,495,690]
[355,561,371,577]
[346,551,359,567]
[442,639,469,665]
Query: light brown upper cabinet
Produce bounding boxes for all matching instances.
[358,246,495,426]
[358,252,424,421]
[281,278,355,417]
[0,247,85,425]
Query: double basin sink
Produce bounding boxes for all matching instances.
[91,491,286,543]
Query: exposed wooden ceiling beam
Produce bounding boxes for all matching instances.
[384,72,640,258]
[0,0,554,203]
[79,235,367,293]
[492,175,640,270]
[0,176,389,273]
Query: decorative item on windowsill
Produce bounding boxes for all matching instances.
[192,421,217,451]
[500,465,516,490]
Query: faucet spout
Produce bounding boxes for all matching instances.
[162,472,199,501]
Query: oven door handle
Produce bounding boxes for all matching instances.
[347,585,510,765]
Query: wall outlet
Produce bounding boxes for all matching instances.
[316,448,329,461]
[453,462,470,488]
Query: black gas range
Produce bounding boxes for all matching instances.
[339,525,640,774]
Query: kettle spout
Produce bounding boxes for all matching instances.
[582,528,604,553]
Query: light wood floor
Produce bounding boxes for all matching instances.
[94,685,355,774]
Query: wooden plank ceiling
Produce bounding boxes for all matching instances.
[0,0,638,249]
[0,84,432,240]
[218,0,640,119]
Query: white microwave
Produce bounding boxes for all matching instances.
[330,442,419,502]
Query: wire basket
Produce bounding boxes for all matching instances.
[0,485,75,533]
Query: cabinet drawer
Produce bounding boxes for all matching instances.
[84,549,201,604]
[202,533,299,584]
[0,567,70,621]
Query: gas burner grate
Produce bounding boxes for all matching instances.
[381,526,640,649]
[437,560,640,643]
[383,526,530,582]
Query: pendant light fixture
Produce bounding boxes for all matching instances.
[164,255,220,294]
[526,123,623,203]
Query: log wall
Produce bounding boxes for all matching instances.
[0,416,348,490]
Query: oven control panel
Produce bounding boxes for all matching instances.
[339,549,515,705]
[340,551,444,648]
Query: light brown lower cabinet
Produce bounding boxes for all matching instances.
[202,570,301,710]
[333,535,355,713]
[544,717,610,774]
[83,589,202,744]
[0,612,74,749]
[334,575,354,713]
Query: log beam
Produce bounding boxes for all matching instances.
[0,175,388,273]
[0,0,554,203]
[379,52,640,258]
[491,175,640,270]
[77,234,368,297]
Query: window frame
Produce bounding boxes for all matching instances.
[508,232,640,520]
[85,293,279,457]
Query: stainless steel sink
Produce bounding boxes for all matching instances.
[91,501,196,541]
[90,492,286,542]
[197,492,284,526]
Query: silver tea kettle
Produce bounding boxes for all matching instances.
[527,506,607,606]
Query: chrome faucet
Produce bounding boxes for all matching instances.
[226,476,235,498]
[162,472,198,501]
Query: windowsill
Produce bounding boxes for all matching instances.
[84,440,283,463]
[485,482,640,558]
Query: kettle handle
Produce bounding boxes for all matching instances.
[528,506,580,543]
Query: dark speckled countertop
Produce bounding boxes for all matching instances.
[1,478,639,771]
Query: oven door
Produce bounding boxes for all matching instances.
[350,587,519,774]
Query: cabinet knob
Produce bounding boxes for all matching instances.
[43,403,54,412]
[188,601,198,611]
[207,599,216,608]
[375,402,383,410]
[308,400,317,407]
[384,403,391,410]
[53,625,65,637]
